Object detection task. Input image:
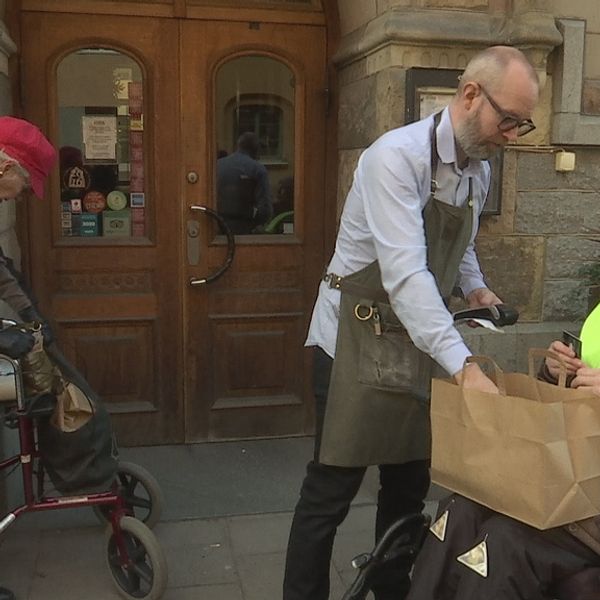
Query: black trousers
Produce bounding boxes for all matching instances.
[407,494,600,600]
[283,347,430,600]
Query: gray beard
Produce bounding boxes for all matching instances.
[455,111,492,160]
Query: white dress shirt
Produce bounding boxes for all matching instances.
[306,107,491,377]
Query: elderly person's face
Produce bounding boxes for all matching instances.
[0,160,30,200]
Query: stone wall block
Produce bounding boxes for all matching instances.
[377,0,414,13]
[337,149,363,218]
[338,68,406,148]
[476,235,545,321]
[478,149,516,235]
[423,0,489,8]
[374,67,406,135]
[515,191,600,234]
[339,58,369,87]
[517,149,600,191]
[583,79,600,115]
[339,0,378,36]
[335,9,560,72]
[543,279,588,321]
[338,75,378,149]
[545,236,600,279]
[463,327,518,372]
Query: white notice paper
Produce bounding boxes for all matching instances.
[82,115,117,161]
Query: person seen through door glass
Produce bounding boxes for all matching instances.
[216,131,273,235]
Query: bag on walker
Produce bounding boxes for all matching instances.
[430,350,600,530]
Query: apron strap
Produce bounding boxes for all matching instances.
[323,272,390,304]
[323,110,445,306]
[430,111,443,194]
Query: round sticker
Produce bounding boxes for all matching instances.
[82,190,107,213]
[107,190,128,211]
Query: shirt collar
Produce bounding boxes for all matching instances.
[436,107,481,174]
[436,107,457,166]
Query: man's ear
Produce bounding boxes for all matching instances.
[461,81,480,110]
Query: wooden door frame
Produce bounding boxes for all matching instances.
[7,1,340,444]
[15,12,184,445]
[180,19,328,441]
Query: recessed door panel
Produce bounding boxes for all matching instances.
[181,20,327,440]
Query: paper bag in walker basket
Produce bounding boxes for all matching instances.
[430,350,600,530]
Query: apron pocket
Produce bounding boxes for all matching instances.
[357,325,432,398]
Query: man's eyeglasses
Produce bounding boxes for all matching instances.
[478,84,536,137]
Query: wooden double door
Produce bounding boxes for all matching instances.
[17,9,329,445]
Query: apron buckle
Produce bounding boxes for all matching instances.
[354,303,374,321]
[323,272,343,290]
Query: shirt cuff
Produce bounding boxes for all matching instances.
[436,341,472,377]
[459,277,487,298]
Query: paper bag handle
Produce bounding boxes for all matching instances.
[527,348,568,388]
[463,355,507,395]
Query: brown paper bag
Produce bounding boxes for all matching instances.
[431,351,600,529]
[51,380,94,433]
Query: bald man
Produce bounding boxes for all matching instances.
[283,46,540,600]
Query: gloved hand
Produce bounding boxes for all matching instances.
[0,327,35,359]
[18,305,54,346]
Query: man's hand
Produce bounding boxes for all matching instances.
[453,362,499,394]
[465,287,502,308]
[545,340,583,380]
[463,288,503,328]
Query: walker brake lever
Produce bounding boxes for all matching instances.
[452,304,519,327]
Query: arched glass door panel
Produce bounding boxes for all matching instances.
[215,55,295,235]
[57,48,146,240]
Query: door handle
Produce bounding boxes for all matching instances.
[187,219,200,266]
[188,205,235,285]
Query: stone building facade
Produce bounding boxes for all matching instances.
[335,1,597,320]
[0,0,599,391]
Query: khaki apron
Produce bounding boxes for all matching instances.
[319,113,475,467]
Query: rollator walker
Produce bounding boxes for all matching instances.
[0,319,167,600]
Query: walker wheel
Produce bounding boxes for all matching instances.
[105,516,168,600]
[94,461,164,529]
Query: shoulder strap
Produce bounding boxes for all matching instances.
[430,111,443,194]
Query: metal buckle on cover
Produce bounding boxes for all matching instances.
[323,272,343,290]
[354,303,374,321]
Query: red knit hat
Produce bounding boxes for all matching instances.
[0,116,57,198]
